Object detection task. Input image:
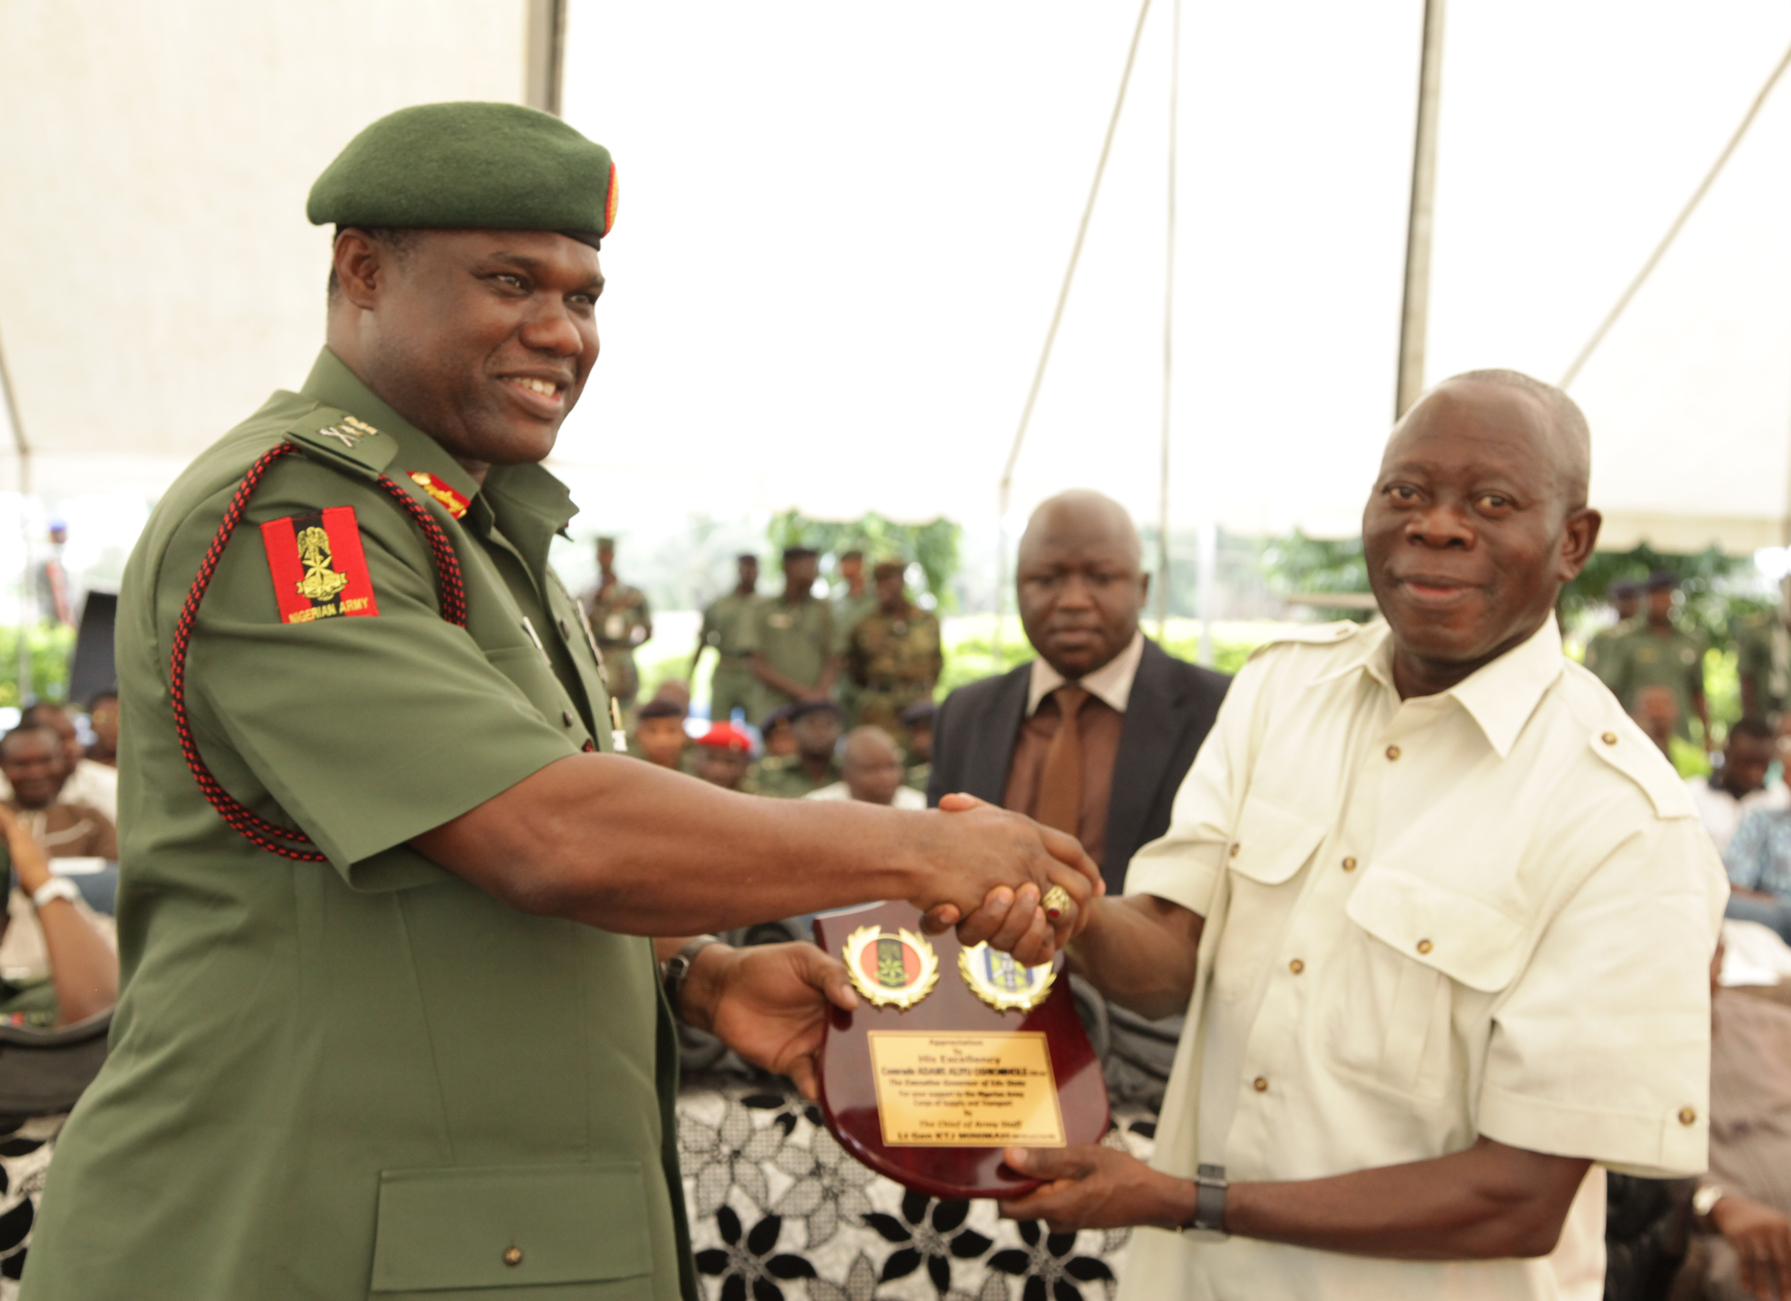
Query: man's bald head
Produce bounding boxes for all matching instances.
[841,726,905,805]
[1425,370,1590,512]
[1016,491,1149,679]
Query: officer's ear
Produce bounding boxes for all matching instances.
[331,229,390,311]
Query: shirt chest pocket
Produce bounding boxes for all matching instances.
[485,645,587,744]
[1324,866,1529,1101]
[1210,798,1328,1002]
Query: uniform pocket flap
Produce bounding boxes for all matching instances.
[1228,797,1329,887]
[371,1161,649,1293]
[1346,866,1528,992]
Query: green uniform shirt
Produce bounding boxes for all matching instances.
[698,591,761,724]
[585,579,652,705]
[1582,618,1636,689]
[845,605,942,740]
[738,595,834,725]
[24,350,694,1301]
[752,754,843,800]
[1609,624,1706,741]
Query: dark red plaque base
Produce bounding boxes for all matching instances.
[813,901,1110,1200]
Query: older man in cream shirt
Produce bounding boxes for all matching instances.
[993,370,1728,1300]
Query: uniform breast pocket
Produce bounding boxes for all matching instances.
[1210,797,1328,1003]
[485,645,576,722]
[371,1161,653,1297]
[1324,866,1528,1100]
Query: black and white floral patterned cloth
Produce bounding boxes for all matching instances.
[680,1084,1158,1301]
[0,1114,64,1300]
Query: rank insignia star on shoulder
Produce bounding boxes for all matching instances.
[408,471,470,520]
[260,506,381,624]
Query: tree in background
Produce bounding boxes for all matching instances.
[1562,544,1768,653]
[766,510,962,611]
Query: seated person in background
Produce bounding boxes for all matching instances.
[1635,683,1681,759]
[806,726,925,809]
[1725,798,1791,945]
[759,704,798,760]
[0,724,116,859]
[632,698,689,771]
[756,701,844,798]
[647,678,691,717]
[691,723,755,793]
[1690,718,1785,856]
[0,703,118,824]
[1673,943,1791,1301]
[84,689,119,769]
[900,699,934,793]
[0,804,116,1028]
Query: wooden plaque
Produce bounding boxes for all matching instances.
[813,901,1110,1200]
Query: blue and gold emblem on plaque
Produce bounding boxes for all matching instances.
[958,942,1056,1012]
[842,926,940,1010]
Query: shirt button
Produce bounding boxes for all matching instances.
[1229,844,1240,858]
[562,710,575,727]
[1253,1076,1269,1093]
[1288,959,1304,974]
[1601,732,1618,746]
[1342,857,1358,872]
[1678,1107,1697,1126]
[503,1246,523,1267]
[559,618,571,639]
[1416,939,1433,955]
[1385,745,1401,761]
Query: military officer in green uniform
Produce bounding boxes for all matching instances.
[754,701,845,799]
[584,535,652,718]
[20,103,1102,1301]
[741,547,838,722]
[1609,571,1710,744]
[832,549,876,725]
[1582,579,1639,689]
[845,560,942,742]
[690,553,761,724]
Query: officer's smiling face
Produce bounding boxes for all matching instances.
[331,229,603,477]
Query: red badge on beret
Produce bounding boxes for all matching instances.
[260,507,380,624]
[603,163,619,237]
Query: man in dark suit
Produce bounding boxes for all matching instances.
[930,490,1229,1106]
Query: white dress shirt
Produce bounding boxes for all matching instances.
[1120,618,1728,1301]
[803,781,926,810]
[1026,629,1145,716]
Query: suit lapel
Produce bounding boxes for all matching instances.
[965,666,1030,803]
[1103,641,1182,891]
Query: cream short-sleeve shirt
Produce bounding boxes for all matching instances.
[1119,618,1728,1301]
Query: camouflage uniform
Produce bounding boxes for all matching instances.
[585,578,653,710]
[752,754,842,800]
[845,604,942,742]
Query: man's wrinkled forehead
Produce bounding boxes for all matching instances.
[1380,382,1562,481]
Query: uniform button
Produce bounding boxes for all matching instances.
[1229,844,1240,858]
[1601,732,1618,746]
[1253,1076,1269,1093]
[503,1246,523,1267]
[1342,856,1358,872]
[1416,939,1433,955]
[562,710,575,727]
[1385,745,1401,761]
[1288,959,1304,974]
[1678,1107,1697,1126]
[559,618,571,638]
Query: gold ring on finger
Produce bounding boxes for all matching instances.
[1041,885,1073,919]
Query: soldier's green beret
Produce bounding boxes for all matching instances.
[307,102,617,249]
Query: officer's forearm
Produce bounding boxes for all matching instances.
[1065,895,1202,1019]
[1224,1137,1592,1260]
[410,754,1041,936]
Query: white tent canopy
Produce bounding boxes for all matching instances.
[2,0,1788,571]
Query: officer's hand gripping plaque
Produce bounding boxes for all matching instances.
[813,901,1110,1200]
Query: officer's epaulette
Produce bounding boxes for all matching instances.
[283,407,400,483]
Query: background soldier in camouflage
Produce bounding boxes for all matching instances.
[584,535,653,717]
[690,554,761,725]
[846,559,942,743]
[1610,571,1709,744]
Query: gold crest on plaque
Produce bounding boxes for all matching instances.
[958,942,1056,1013]
[842,926,940,1010]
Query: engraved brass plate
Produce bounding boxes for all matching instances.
[866,1030,1065,1147]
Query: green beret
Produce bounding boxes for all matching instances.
[307,102,617,248]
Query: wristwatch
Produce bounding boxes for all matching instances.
[1693,1183,1727,1223]
[660,935,723,1016]
[30,877,82,910]
[1179,1164,1229,1241]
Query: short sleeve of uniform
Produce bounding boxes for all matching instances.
[1476,814,1728,1177]
[1124,650,1269,917]
[177,462,579,883]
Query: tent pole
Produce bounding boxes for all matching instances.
[0,325,32,703]
[1156,0,1180,645]
[524,0,568,116]
[1395,0,1446,419]
[995,0,1154,664]
[1560,38,1791,390]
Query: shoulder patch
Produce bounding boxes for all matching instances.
[285,407,400,481]
[1587,724,1695,820]
[1246,620,1362,662]
[260,507,381,624]
[408,471,470,520]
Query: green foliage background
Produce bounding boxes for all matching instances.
[0,625,75,707]
[767,510,962,611]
